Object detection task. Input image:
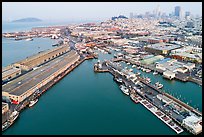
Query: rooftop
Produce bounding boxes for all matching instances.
[148,43,181,51]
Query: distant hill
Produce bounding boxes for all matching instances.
[111,15,128,20]
[12,18,42,22]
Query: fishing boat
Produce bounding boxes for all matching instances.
[25,38,33,41]
[129,69,133,72]
[119,85,129,95]
[153,71,158,75]
[142,68,146,72]
[154,82,163,89]
[114,77,123,83]
[145,77,151,83]
[132,65,136,68]
[146,69,151,73]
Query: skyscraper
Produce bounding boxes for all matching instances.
[175,6,181,17]
[130,12,134,19]
[185,11,191,19]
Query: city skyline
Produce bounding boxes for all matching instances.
[2,2,202,22]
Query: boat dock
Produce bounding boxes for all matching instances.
[140,98,184,134]
[94,60,202,135]
[112,58,202,85]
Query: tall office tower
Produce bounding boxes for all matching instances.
[156,5,161,17]
[185,11,191,19]
[130,12,134,19]
[175,6,181,17]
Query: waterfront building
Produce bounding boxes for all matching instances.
[2,102,9,115]
[13,45,70,71]
[145,43,181,55]
[2,102,9,124]
[2,66,21,82]
[2,51,80,103]
[156,94,172,104]
[182,115,202,135]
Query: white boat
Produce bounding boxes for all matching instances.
[132,65,136,68]
[129,69,133,72]
[114,77,123,83]
[29,99,38,107]
[155,82,163,89]
[145,77,151,83]
[25,38,33,41]
[142,68,146,72]
[146,69,151,73]
[153,71,158,75]
[137,66,141,70]
[127,62,130,65]
[119,85,129,95]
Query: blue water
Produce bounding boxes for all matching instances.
[2,37,56,67]
[2,20,101,33]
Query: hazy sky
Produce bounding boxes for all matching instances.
[2,2,202,22]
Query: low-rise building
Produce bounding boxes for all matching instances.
[182,115,202,135]
[2,67,21,82]
[145,43,181,55]
[163,70,176,80]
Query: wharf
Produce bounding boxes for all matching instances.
[112,58,202,86]
[94,61,202,134]
[16,54,95,112]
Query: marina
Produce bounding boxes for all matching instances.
[94,60,202,135]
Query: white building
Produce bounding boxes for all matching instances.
[182,115,202,135]
[163,70,176,80]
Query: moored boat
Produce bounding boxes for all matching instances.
[153,71,158,75]
[25,38,33,41]
[154,82,163,89]
[29,99,38,107]
[145,77,151,83]
[119,85,129,95]
[146,69,151,73]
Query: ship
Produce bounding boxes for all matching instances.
[130,93,139,103]
[154,82,163,89]
[2,111,20,132]
[119,85,129,95]
[132,65,136,68]
[29,99,38,107]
